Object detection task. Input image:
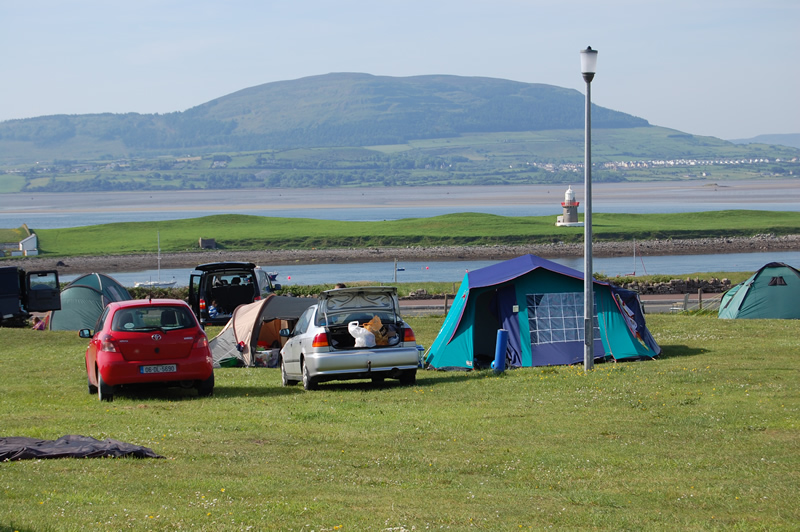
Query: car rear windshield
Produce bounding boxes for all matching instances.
[321,292,398,327]
[112,306,196,332]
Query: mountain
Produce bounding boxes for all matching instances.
[0,73,647,163]
[728,133,800,150]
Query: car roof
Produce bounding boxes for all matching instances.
[109,299,190,310]
[193,262,256,272]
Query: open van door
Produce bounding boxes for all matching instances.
[188,272,201,317]
[26,270,61,312]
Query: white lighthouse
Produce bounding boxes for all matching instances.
[555,185,584,227]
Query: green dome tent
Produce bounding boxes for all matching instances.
[47,273,132,331]
[718,262,800,319]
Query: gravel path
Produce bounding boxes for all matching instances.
[4,234,798,276]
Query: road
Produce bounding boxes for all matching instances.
[399,293,721,317]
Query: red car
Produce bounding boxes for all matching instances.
[80,299,214,402]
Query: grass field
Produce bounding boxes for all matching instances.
[22,209,800,257]
[1,314,798,530]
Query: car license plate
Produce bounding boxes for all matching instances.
[140,364,177,374]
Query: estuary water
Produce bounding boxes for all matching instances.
[6,179,800,285]
[2,179,799,228]
[60,251,800,288]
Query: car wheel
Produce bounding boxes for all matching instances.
[281,357,297,386]
[302,360,317,391]
[399,370,416,386]
[97,370,114,402]
[196,372,215,397]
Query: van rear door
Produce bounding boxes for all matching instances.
[25,270,61,312]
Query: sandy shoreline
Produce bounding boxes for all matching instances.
[4,234,798,276]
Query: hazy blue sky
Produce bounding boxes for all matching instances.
[2,1,797,139]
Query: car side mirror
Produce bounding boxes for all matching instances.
[79,328,93,338]
[279,328,292,337]
[273,283,282,291]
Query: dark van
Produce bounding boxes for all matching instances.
[0,267,61,327]
[188,262,281,327]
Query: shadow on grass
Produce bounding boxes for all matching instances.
[1,524,42,532]
[213,385,301,398]
[111,383,302,401]
[657,344,709,359]
[109,370,477,399]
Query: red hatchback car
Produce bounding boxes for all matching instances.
[80,299,214,401]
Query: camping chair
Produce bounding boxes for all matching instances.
[670,293,690,313]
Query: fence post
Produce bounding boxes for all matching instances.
[698,288,703,310]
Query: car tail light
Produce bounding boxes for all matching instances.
[254,296,261,301]
[199,299,207,311]
[194,335,209,349]
[100,334,118,352]
[312,333,329,348]
[403,327,416,344]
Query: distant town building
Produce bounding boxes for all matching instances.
[555,185,583,227]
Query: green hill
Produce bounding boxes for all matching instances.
[0,73,646,163]
[1,73,798,190]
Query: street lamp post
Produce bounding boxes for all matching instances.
[581,46,598,372]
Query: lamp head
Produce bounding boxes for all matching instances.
[580,46,598,83]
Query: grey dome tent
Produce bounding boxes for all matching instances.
[209,294,317,367]
[718,262,800,319]
[47,273,132,331]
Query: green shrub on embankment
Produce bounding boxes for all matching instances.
[128,274,752,301]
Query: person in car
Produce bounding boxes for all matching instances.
[208,300,219,318]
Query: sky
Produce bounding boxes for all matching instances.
[1,1,797,140]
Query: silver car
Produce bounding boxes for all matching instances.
[279,286,419,390]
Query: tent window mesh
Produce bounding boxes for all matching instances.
[768,276,787,286]
[526,292,599,346]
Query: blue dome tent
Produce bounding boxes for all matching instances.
[426,255,660,370]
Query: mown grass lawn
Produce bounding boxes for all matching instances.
[1,314,798,530]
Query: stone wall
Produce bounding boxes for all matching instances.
[618,277,732,295]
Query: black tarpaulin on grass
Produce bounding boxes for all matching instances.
[0,435,164,461]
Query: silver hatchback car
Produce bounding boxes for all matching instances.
[279,286,419,390]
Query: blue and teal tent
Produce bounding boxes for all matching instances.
[718,262,800,319]
[426,255,660,370]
